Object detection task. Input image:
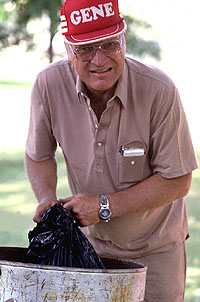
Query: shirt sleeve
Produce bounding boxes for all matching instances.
[26,76,57,161]
[149,87,198,178]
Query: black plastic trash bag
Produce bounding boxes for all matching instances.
[26,203,105,269]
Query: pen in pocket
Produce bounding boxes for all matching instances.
[120,146,145,157]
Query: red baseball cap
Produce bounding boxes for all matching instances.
[60,0,127,45]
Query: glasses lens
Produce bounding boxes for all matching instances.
[75,46,95,62]
[101,41,121,56]
[74,39,122,62]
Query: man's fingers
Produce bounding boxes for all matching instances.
[33,204,44,222]
[33,201,57,223]
[62,200,74,212]
[59,196,74,204]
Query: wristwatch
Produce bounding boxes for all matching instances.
[99,194,111,222]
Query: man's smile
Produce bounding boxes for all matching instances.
[90,67,113,74]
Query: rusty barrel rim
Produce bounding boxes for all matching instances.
[0,259,147,274]
[0,246,147,274]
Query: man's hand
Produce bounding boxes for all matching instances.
[59,193,100,226]
[33,199,58,223]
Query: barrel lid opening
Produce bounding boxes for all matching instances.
[0,247,147,273]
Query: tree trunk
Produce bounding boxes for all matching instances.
[48,32,54,63]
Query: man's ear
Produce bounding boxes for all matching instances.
[121,32,126,55]
[65,43,72,61]
[123,32,126,43]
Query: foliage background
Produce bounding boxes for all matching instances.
[0,0,200,301]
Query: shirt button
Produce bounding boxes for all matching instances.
[97,142,102,147]
[95,124,98,129]
[88,106,92,111]
[131,161,135,165]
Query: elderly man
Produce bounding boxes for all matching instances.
[25,0,198,301]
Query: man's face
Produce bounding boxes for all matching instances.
[66,34,126,94]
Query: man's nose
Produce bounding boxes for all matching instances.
[90,48,107,65]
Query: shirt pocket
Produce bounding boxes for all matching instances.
[118,141,147,183]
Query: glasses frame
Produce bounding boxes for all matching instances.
[69,35,124,62]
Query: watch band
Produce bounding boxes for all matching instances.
[99,194,111,222]
[100,194,109,207]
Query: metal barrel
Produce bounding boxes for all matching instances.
[0,247,147,302]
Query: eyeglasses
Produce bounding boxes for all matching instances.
[70,38,123,62]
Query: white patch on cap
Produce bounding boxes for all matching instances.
[60,15,66,21]
[61,27,68,33]
[61,15,68,35]
[62,21,68,27]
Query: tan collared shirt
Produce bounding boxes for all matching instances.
[26,57,198,258]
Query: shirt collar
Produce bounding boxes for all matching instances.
[76,77,87,103]
[114,59,128,108]
[76,59,128,107]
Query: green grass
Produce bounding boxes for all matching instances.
[185,152,200,302]
[0,80,32,87]
[0,150,71,247]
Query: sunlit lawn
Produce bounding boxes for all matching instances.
[0,149,70,246]
[185,162,200,302]
[0,82,199,301]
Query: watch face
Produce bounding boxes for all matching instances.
[99,208,111,220]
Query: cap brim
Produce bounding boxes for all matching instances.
[64,19,127,45]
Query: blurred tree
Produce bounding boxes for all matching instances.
[125,15,161,60]
[0,0,10,48]
[0,0,161,62]
[0,0,34,50]
[10,0,63,62]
